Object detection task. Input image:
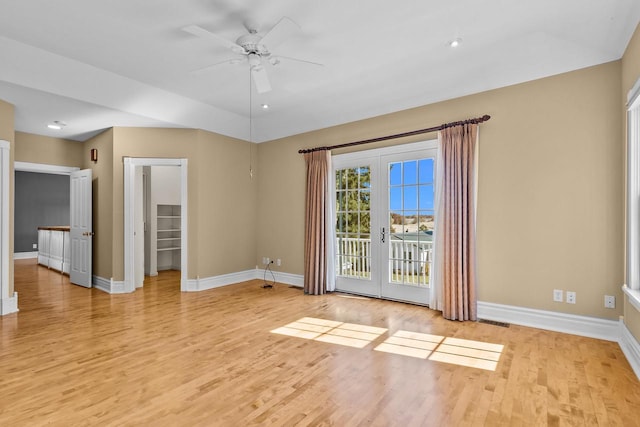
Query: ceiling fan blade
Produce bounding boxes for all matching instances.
[182,24,244,53]
[271,55,324,67]
[259,17,300,50]
[190,58,244,75]
[251,65,272,94]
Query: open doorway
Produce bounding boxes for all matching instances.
[124,158,187,293]
[12,162,94,289]
[139,165,182,284]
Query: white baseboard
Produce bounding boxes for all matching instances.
[620,319,640,380]
[185,269,304,292]
[14,251,37,259]
[1,291,19,315]
[477,301,620,342]
[185,269,259,292]
[93,276,128,294]
[266,271,304,288]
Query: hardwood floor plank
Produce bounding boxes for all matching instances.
[2,259,640,425]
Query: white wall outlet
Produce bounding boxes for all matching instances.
[604,295,616,309]
[262,257,270,265]
[32,243,37,249]
[276,258,281,266]
[553,289,563,302]
[566,291,576,304]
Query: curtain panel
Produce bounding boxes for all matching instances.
[434,123,478,321]
[303,151,331,295]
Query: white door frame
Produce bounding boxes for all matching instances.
[3,159,80,314]
[14,161,79,176]
[124,157,188,292]
[0,140,15,315]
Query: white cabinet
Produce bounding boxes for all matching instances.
[156,204,181,271]
[37,227,70,274]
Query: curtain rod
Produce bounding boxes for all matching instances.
[298,114,491,154]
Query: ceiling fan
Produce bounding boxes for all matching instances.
[182,17,322,94]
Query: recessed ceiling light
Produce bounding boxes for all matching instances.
[47,120,66,130]
[449,38,461,48]
[261,104,270,109]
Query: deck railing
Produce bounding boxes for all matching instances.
[337,236,433,284]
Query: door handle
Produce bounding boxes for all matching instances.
[381,227,385,243]
[82,231,95,237]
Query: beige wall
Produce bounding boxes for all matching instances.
[99,127,258,281]
[83,129,114,279]
[196,131,258,278]
[0,99,15,295]
[623,23,640,342]
[110,128,199,281]
[623,24,640,103]
[15,132,83,167]
[8,125,260,283]
[1,24,637,330]
[258,61,624,320]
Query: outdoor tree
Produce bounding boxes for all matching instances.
[336,167,371,236]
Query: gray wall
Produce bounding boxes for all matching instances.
[15,171,70,252]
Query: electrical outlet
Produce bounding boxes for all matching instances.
[276,259,281,266]
[566,291,576,304]
[32,243,37,249]
[553,289,563,302]
[262,257,270,265]
[604,295,616,309]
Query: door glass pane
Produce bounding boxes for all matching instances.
[389,187,402,210]
[389,162,402,185]
[418,185,434,210]
[388,159,434,287]
[418,159,434,184]
[336,166,371,280]
[403,160,417,185]
[404,186,418,210]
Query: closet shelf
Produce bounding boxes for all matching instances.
[156,204,181,271]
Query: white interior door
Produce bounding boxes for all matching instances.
[70,169,92,288]
[333,141,436,305]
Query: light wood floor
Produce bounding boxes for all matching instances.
[2,260,640,426]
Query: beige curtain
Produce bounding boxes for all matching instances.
[303,150,331,295]
[436,123,478,321]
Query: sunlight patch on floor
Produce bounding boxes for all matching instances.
[271,317,388,348]
[272,318,503,371]
[374,330,444,359]
[428,337,503,371]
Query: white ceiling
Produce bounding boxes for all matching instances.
[1,0,639,143]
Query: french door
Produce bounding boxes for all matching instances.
[333,141,437,305]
